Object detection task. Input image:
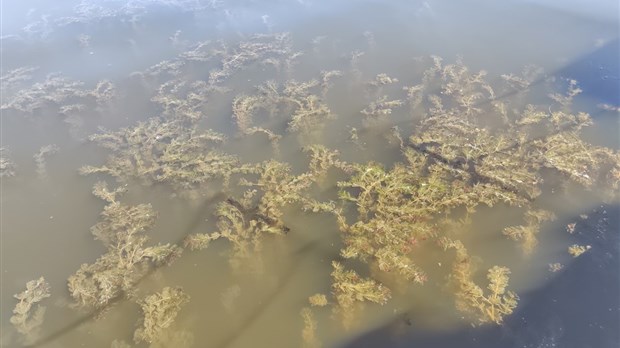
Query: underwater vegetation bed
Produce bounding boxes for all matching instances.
[1,1,619,347]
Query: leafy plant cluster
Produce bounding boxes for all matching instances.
[184,159,316,272]
[134,287,190,344]
[440,238,518,324]
[80,118,252,194]
[67,182,182,309]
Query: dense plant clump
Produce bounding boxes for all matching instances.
[67,182,182,308]
[134,287,190,344]
[80,118,250,194]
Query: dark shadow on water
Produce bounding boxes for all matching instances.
[342,204,620,348]
[557,39,620,106]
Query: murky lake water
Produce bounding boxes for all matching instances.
[1,1,619,348]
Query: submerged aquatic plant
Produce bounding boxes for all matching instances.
[10,277,51,342]
[6,27,620,347]
[152,79,221,123]
[134,287,190,344]
[209,33,295,85]
[503,209,556,256]
[231,79,334,136]
[441,238,518,325]
[1,73,114,115]
[0,66,38,95]
[300,307,321,348]
[0,147,17,177]
[185,160,316,272]
[67,182,182,308]
[80,117,249,193]
[330,261,391,328]
[361,96,404,124]
[308,293,328,307]
[34,144,59,179]
[309,57,619,328]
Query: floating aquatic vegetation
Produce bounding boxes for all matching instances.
[80,117,248,193]
[10,277,51,342]
[0,147,17,177]
[134,287,190,344]
[67,182,182,308]
[34,144,59,179]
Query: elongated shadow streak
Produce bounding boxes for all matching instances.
[214,239,320,348]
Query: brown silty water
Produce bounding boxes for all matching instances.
[1,1,619,347]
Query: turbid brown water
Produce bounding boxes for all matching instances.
[1,1,619,348]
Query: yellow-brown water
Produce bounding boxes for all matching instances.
[1,1,619,348]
